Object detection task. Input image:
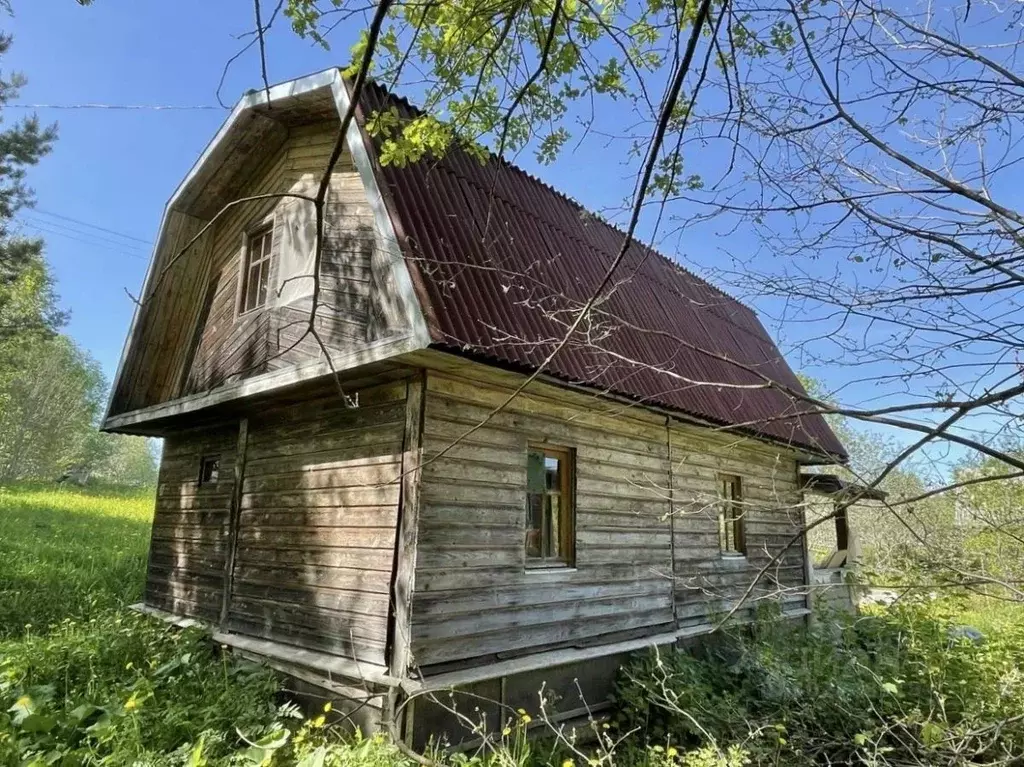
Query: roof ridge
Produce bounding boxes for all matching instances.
[359,79,749,311]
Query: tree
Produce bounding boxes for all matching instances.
[0,335,106,481]
[90,433,159,487]
[0,32,56,320]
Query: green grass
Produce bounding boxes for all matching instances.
[0,484,153,638]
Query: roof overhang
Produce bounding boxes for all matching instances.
[801,473,887,502]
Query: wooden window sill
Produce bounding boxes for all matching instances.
[524,564,577,574]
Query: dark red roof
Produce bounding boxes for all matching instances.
[357,82,846,460]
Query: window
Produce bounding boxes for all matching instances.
[239,225,274,313]
[525,445,575,567]
[718,474,746,556]
[199,455,221,485]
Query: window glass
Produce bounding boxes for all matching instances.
[718,474,745,555]
[199,455,220,485]
[526,445,575,566]
[240,226,274,313]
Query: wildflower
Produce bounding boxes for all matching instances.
[520,714,532,725]
[125,697,138,712]
[517,708,526,715]
[562,759,574,767]
[313,715,326,727]
[323,701,332,713]
[502,727,512,736]
[666,747,678,758]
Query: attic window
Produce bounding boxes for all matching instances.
[718,474,746,556]
[199,455,220,486]
[525,445,575,567]
[239,225,274,313]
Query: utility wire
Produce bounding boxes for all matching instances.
[21,214,150,254]
[32,207,152,245]
[19,220,149,261]
[7,103,221,111]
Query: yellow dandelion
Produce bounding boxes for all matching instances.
[520,714,532,725]
[562,759,574,767]
[323,701,332,713]
[14,696,30,710]
[125,698,138,712]
[517,708,526,715]
[502,727,512,736]
[313,715,326,727]
[666,747,678,758]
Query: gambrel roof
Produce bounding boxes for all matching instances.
[357,83,845,459]
[106,69,845,460]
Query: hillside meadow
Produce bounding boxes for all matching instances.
[1,484,1024,766]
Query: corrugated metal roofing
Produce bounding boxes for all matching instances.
[357,82,846,460]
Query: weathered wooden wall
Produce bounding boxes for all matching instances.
[144,377,410,669]
[222,379,408,667]
[146,422,240,622]
[409,358,808,674]
[412,367,676,670]
[668,425,806,627]
[183,122,377,394]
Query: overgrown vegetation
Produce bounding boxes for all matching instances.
[615,601,1024,765]
[3,485,1024,765]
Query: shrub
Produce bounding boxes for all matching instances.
[0,610,289,765]
[612,599,1024,765]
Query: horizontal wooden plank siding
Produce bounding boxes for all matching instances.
[222,379,409,667]
[145,423,240,621]
[406,354,811,675]
[669,423,806,626]
[412,369,676,670]
[184,122,377,395]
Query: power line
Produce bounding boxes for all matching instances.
[7,103,222,111]
[19,220,149,261]
[21,214,150,255]
[32,207,152,245]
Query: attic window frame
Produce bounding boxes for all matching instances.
[238,223,275,315]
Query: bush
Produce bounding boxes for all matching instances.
[612,600,1024,765]
[0,610,287,765]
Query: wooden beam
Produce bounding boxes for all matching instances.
[220,417,249,625]
[103,333,426,433]
[385,372,425,736]
[388,372,425,680]
[130,602,403,688]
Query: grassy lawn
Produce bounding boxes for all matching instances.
[0,484,153,638]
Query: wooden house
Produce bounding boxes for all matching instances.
[104,69,847,742]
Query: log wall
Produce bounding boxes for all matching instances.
[412,368,676,670]
[223,379,408,667]
[146,422,240,622]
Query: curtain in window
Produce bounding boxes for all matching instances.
[274,186,318,308]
